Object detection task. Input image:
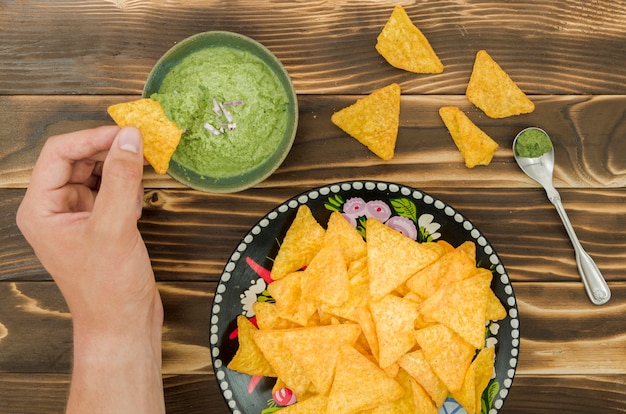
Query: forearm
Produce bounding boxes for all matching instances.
[16,126,166,412]
[67,305,164,413]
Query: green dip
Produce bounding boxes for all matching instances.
[515,128,553,158]
[151,47,289,178]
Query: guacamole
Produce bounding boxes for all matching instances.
[152,46,290,178]
[515,128,552,158]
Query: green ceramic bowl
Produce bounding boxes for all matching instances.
[143,31,298,193]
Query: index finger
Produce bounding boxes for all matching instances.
[29,126,121,193]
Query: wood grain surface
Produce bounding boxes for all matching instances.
[1,0,625,413]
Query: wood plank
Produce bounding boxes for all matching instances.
[517,283,626,375]
[2,95,626,189]
[1,1,626,95]
[1,281,624,375]
[3,187,625,283]
[0,373,71,414]
[503,375,626,413]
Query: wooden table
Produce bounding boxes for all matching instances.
[1,1,625,413]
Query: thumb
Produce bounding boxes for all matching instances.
[93,126,145,227]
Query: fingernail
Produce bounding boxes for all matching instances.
[118,127,141,154]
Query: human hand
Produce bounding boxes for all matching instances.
[16,126,164,413]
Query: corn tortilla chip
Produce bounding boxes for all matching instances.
[376,5,444,74]
[398,350,449,406]
[466,50,535,118]
[414,324,475,393]
[354,306,380,362]
[253,329,311,397]
[406,241,478,299]
[327,345,404,413]
[473,346,496,412]
[417,270,492,350]
[410,378,439,414]
[283,324,361,395]
[253,301,299,331]
[318,264,370,322]
[370,369,419,413]
[107,98,183,174]
[278,394,329,414]
[452,346,495,414]
[301,241,349,306]
[227,315,276,377]
[370,294,420,369]
[456,239,477,260]
[452,357,477,414]
[267,271,317,326]
[439,106,499,168]
[323,211,367,263]
[271,205,325,280]
[486,288,507,321]
[331,83,401,161]
[366,218,440,301]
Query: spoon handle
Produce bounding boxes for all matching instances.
[549,191,611,305]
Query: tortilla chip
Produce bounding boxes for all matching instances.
[107,98,183,174]
[283,324,361,395]
[376,5,444,74]
[327,345,404,413]
[452,356,477,414]
[406,241,478,299]
[354,306,380,362]
[271,205,326,280]
[456,239,477,260]
[267,271,317,326]
[323,211,367,263]
[417,270,492,349]
[301,241,350,306]
[331,83,401,160]
[439,106,499,168]
[466,50,535,118]
[272,377,289,395]
[370,294,420,369]
[473,346,496,411]
[252,301,299,331]
[486,288,507,321]
[410,378,439,414]
[414,324,475,393]
[398,350,449,406]
[452,346,496,414]
[366,218,440,301]
[253,329,311,397]
[227,315,276,377]
[420,241,447,258]
[318,264,370,322]
[278,394,329,414]
[370,369,419,413]
[436,239,455,253]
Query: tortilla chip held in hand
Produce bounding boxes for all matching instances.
[466,50,534,118]
[107,98,183,174]
[376,5,444,74]
[439,106,499,168]
[331,83,401,161]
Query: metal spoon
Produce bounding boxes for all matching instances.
[513,127,611,305]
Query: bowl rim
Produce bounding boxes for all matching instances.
[143,31,298,193]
